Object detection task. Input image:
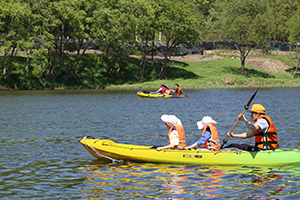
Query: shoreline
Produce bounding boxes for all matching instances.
[1,49,299,91]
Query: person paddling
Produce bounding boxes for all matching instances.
[226,104,278,151]
[172,84,182,95]
[184,116,221,151]
[155,114,186,151]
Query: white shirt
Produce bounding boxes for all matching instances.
[169,130,179,145]
[255,118,269,133]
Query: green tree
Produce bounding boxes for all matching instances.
[92,0,137,78]
[264,0,299,42]
[62,0,97,81]
[287,6,300,79]
[157,0,201,80]
[31,0,66,81]
[218,0,267,74]
[135,0,161,79]
[31,0,95,82]
[0,0,33,81]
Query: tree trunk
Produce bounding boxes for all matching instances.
[291,57,300,79]
[3,52,7,75]
[39,65,45,78]
[138,39,145,79]
[241,58,245,74]
[138,35,151,79]
[5,47,17,80]
[158,56,168,80]
[23,50,30,76]
[236,45,251,74]
[141,57,146,79]
[150,35,155,67]
[116,53,123,73]
[64,39,90,81]
[105,52,116,78]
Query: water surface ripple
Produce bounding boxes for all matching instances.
[0,88,300,199]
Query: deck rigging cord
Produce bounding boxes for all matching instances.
[82,136,122,163]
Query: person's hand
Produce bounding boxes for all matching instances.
[237,114,245,122]
[227,132,234,137]
[156,147,163,151]
[183,146,191,150]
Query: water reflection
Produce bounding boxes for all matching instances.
[80,161,300,199]
[1,88,300,199]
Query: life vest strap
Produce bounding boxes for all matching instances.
[255,141,278,150]
[255,132,277,138]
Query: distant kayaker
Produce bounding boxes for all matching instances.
[226,104,278,151]
[155,114,186,151]
[154,84,171,95]
[172,84,182,95]
[184,116,221,151]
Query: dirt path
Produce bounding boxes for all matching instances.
[85,49,294,74]
[169,50,294,73]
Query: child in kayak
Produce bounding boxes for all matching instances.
[184,116,221,151]
[172,84,183,95]
[155,114,186,151]
[154,84,172,95]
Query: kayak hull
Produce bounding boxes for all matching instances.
[80,137,300,166]
[137,91,187,98]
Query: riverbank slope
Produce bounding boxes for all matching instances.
[106,49,300,90]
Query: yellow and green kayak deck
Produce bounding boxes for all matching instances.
[80,137,300,165]
[137,91,188,98]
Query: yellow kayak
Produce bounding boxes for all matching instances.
[80,137,300,166]
[137,91,188,98]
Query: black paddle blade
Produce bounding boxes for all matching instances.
[245,87,260,110]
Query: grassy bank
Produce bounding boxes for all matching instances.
[1,50,299,90]
[106,52,300,90]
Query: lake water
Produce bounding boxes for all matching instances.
[1,88,300,199]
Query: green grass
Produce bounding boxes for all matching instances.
[1,50,300,90]
[107,55,300,90]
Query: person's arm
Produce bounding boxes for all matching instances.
[184,131,211,149]
[154,88,161,93]
[227,114,259,139]
[157,130,179,151]
[157,144,176,151]
[239,114,260,131]
[183,142,198,150]
[227,131,255,139]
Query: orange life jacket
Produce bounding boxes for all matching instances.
[202,124,221,151]
[175,87,182,95]
[168,124,186,149]
[166,89,172,95]
[255,114,278,150]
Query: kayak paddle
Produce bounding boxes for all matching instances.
[220,87,260,149]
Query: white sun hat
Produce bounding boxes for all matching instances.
[197,116,217,129]
[161,114,182,125]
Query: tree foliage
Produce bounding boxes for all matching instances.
[157,0,201,79]
[0,0,300,89]
[287,5,300,79]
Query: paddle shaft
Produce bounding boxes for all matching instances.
[220,109,246,148]
[220,88,259,149]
